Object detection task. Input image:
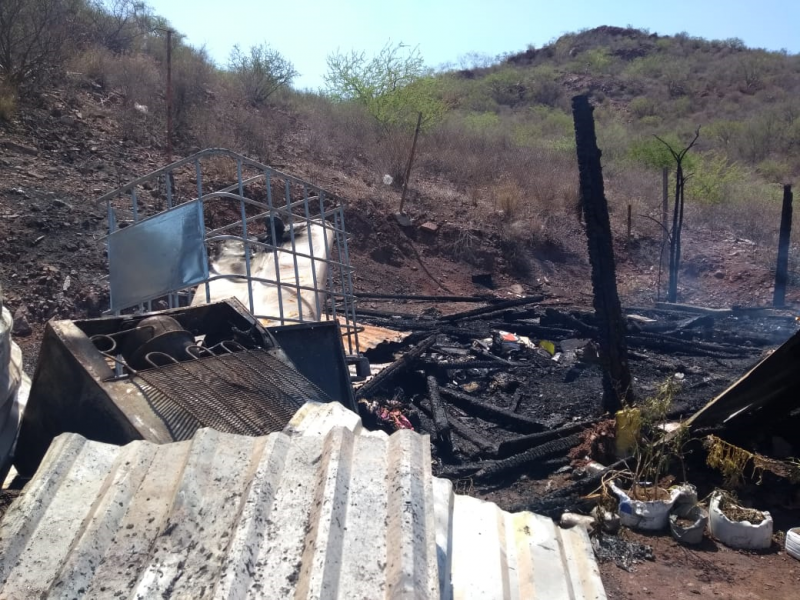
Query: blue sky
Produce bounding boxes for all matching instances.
[147,0,800,90]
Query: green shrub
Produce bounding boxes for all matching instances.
[629,96,657,118]
[483,67,528,108]
[578,48,614,74]
[756,158,791,183]
[463,111,500,131]
[706,120,744,147]
[687,153,746,204]
[638,115,662,128]
[627,135,699,170]
[325,41,447,131]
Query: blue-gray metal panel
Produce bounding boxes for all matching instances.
[108,202,208,311]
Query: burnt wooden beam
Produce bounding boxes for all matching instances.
[355,334,437,399]
[426,376,453,453]
[473,433,582,481]
[497,420,594,458]
[438,387,545,434]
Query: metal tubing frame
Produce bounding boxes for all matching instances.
[102,149,360,353]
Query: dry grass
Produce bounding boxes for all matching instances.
[0,84,16,121]
[492,181,523,219]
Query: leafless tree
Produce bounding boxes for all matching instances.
[0,0,80,88]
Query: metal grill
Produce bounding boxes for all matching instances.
[134,348,332,441]
[98,148,361,355]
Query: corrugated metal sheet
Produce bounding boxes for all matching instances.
[337,318,411,352]
[0,403,605,599]
[450,494,605,599]
[0,305,29,483]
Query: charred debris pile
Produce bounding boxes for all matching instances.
[352,293,799,515]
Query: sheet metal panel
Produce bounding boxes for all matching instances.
[450,494,606,600]
[0,403,606,600]
[0,306,29,483]
[0,425,441,599]
[109,202,208,311]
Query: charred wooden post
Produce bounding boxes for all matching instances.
[571,95,633,413]
[667,166,684,302]
[661,167,669,251]
[426,376,453,453]
[627,204,632,244]
[773,184,793,307]
[497,420,594,458]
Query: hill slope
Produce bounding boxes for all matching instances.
[1,14,799,370]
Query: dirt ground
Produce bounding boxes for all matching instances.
[600,530,800,600]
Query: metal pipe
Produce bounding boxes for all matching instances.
[264,171,285,324]
[332,210,353,354]
[237,159,255,314]
[195,160,203,202]
[337,207,360,354]
[94,149,345,207]
[285,179,304,322]
[399,112,423,214]
[131,187,138,223]
[165,170,173,208]
[302,184,322,319]
[319,191,337,326]
[166,29,173,160]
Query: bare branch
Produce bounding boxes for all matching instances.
[639,214,673,242]
[677,127,701,161]
[653,135,680,161]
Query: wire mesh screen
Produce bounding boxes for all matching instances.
[99,149,361,354]
[134,348,332,441]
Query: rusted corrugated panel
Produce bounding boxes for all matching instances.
[338,317,411,352]
[0,404,606,599]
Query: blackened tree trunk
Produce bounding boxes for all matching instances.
[668,165,685,302]
[774,184,793,307]
[571,95,633,413]
[656,129,699,303]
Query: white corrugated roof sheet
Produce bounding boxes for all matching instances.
[0,305,30,482]
[0,402,605,599]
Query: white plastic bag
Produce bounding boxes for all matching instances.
[785,527,800,560]
[709,492,773,550]
[610,480,684,531]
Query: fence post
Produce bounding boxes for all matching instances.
[661,167,669,249]
[399,112,423,214]
[571,95,634,413]
[627,204,632,244]
[773,184,793,307]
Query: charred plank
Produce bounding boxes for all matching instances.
[439,387,545,434]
